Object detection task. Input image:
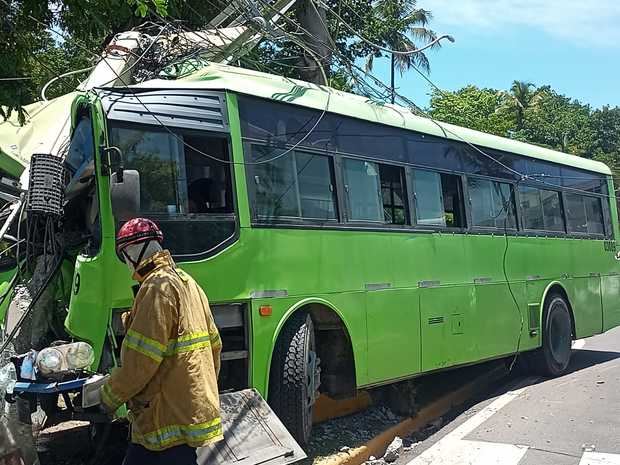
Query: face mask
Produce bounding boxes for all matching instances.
[121,242,151,276]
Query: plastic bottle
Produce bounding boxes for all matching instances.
[19,351,36,381]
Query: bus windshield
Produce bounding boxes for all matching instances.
[109,123,236,257]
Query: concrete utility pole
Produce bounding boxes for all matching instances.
[296,0,331,84]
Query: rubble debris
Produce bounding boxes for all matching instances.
[366,458,386,465]
[383,436,403,463]
[429,418,442,429]
[402,438,417,452]
[308,405,403,462]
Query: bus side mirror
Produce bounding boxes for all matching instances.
[111,170,140,221]
[103,146,124,181]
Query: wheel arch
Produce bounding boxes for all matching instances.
[540,281,576,338]
[265,297,358,398]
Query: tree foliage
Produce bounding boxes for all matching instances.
[0,0,220,118]
[1,0,442,116]
[429,85,512,136]
[363,0,437,103]
[428,82,620,189]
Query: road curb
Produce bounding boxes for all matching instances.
[313,392,372,424]
[318,365,507,465]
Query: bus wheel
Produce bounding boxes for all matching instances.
[528,295,572,377]
[269,311,319,446]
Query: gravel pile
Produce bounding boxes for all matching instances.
[306,405,403,464]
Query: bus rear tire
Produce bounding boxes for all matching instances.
[268,311,318,446]
[527,294,572,377]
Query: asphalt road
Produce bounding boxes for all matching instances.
[396,327,620,465]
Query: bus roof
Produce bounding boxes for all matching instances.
[133,63,611,176]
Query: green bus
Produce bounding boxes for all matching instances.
[9,63,620,445]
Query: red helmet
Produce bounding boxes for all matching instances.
[116,218,164,258]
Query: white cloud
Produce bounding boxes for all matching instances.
[426,0,620,47]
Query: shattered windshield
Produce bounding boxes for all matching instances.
[65,116,94,176]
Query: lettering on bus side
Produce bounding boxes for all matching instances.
[603,240,617,252]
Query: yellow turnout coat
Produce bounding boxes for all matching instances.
[101,250,223,451]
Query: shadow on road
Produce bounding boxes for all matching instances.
[564,348,620,374]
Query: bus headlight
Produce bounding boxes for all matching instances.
[36,342,95,375]
[36,348,63,375]
[66,342,95,369]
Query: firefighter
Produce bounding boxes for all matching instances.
[99,218,223,465]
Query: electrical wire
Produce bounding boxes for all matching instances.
[93,24,169,88]
[6,0,609,194]
[0,0,332,168]
[292,0,613,198]
[0,77,35,81]
[4,0,610,369]
[315,0,451,56]
[41,65,95,102]
[93,8,333,166]
[250,0,603,371]
[118,1,612,195]
[500,181,526,372]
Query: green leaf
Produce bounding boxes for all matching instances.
[153,0,168,17]
[136,2,149,17]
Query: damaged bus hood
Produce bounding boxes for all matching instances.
[201,389,306,465]
[0,92,78,180]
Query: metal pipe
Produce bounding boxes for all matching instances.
[0,199,23,244]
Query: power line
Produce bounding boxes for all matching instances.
[0,77,35,81]
[3,0,610,196]
[315,0,453,56]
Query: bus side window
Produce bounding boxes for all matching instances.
[564,193,605,235]
[412,170,465,228]
[468,178,517,229]
[342,159,408,225]
[519,186,564,232]
[252,146,338,222]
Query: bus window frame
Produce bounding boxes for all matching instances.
[107,120,241,261]
[516,183,568,236]
[464,174,519,234]
[409,167,468,232]
[238,98,614,240]
[339,156,411,228]
[560,190,608,240]
[246,142,341,226]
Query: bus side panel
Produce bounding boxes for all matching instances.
[419,285,476,371]
[467,235,535,358]
[601,275,620,332]
[602,176,620,332]
[474,282,529,358]
[567,276,603,338]
[366,288,421,383]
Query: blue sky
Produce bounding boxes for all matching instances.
[369,0,620,110]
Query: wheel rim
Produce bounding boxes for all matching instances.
[549,302,571,367]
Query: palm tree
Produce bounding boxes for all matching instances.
[365,0,439,104]
[507,81,537,130]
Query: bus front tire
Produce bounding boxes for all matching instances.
[527,294,572,377]
[268,311,318,446]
